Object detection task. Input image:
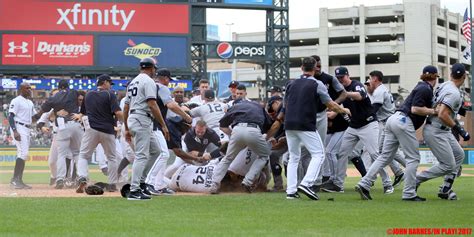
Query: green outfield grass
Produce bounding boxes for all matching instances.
[0,166,473,237]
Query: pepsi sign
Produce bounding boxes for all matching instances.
[217,42,233,59]
[214,42,265,59]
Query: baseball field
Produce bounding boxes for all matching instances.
[0,165,473,237]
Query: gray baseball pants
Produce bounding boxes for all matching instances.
[378,121,406,176]
[128,114,161,192]
[358,112,421,198]
[416,124,464,186]
[212,124,271,187]
[323,131,344,180]
[55,122,83,181]
[77,127,119,185]
[300,111,327,184]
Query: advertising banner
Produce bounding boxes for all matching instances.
[97,35,188,69]
[2,34,93,66]
[224,0,273,6]
[208,41,267,60]
[0,0,189,34]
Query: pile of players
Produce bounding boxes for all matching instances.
[8,56,469,202]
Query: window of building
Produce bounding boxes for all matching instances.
[437,37,446,45]
[449,40,458,48]
[366,53,399,64]
[328,18,359,27]
[382,75,400,84]
[449,22,457,31]
[461,46,467,51]
[437,19,446,27]
[289,39,319,47]
[328,36,359,44]
[438,55,446,63]
[450,58,458,65]
[365,34,399,43]
[365,16,399,24]
[329,55,360,66]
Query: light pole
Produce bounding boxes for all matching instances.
[225,22,234,41]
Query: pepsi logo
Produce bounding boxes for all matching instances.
[217,42,233,59]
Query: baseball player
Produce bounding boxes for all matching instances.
[75,74,123,193]
[143,68,192,195]
[117,95,136,182]
[123,57,169,200]
[333,66,394,194]
[416,63,469,200]
[9,82,35,189]
[367,71,406,186]
[209,98,273,194]
[223,80,239,103]
[277,57,349,200]
[190,90,228,141]
[34,79,83,189]
[355,65,440,201]
[189,79,210,105]
[164,120,222,178]
[166,87,186,119]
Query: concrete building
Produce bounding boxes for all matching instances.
[212,0,471,98]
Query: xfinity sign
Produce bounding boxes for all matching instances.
[215,42,265,59]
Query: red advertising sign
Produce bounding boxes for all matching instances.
[0,0,189,34]
[2,34,94,66]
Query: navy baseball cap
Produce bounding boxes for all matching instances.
[335,67,349,77]
[204,90,215,99]
[58,79,69,89]
[97,74,114,85]
[451,63,466,78]
[228,80,239,88]
[157,68,177,81]
[422,65,438,74]
[270,85,282,93]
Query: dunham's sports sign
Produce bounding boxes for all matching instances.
[0,0,189,34]
[2,34,94,66]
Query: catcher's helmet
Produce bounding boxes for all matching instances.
[139,57,158,69]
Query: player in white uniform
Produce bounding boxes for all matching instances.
[190,90,228,141]
[9,82,36,189]
[189,79,210,106]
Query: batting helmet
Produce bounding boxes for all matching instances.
[139,57,158,69]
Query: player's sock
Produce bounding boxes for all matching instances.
[17,158,26,182]
[65,158,71,177]
[118,158,130,174]
[351,157,367,177]
[441,174,455,193]
[12,158,24,181]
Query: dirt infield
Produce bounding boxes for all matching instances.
[1,167,471,198]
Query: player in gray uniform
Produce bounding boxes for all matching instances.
[416,63,469,200]
[355,65,440,201]
[368,71,406,187]
[9,82,35,189]
[333,67,394,193]
[123,57,169,200]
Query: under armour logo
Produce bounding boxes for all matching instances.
[8,42,28,54]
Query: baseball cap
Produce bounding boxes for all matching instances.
[204,90,215,99]
[451,63,466,78]
[422,65,438,74]
[157,68,177,81]
[97,74,114,85]
[228,80,239,88]
[335,67,349,77]
[139,57,158,69]
[270,85,282,93]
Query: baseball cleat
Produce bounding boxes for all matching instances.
[438,189,458,200]
[241,183,254,193]
[286,192,300,200]
[355,184,372,200]
[392,173,404,187]
[402,196,426,201]
[127,190,151,201]
[321,181,344,193]
[383,186,394,194]
[297,184,319,200]
[75,178,87,193]
[10,179,25,189]
[55,179,66,190]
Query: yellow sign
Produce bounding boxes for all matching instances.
[0,148,49,166]
[124,43,161,60]
[168,82,190,90]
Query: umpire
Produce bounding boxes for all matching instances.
[75,74,123,193]
[210,99,273,194]
[34,79,83,189]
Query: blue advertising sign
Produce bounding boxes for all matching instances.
[224,0,273,6]
[208,71,232,98]
[97,35,189,69]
